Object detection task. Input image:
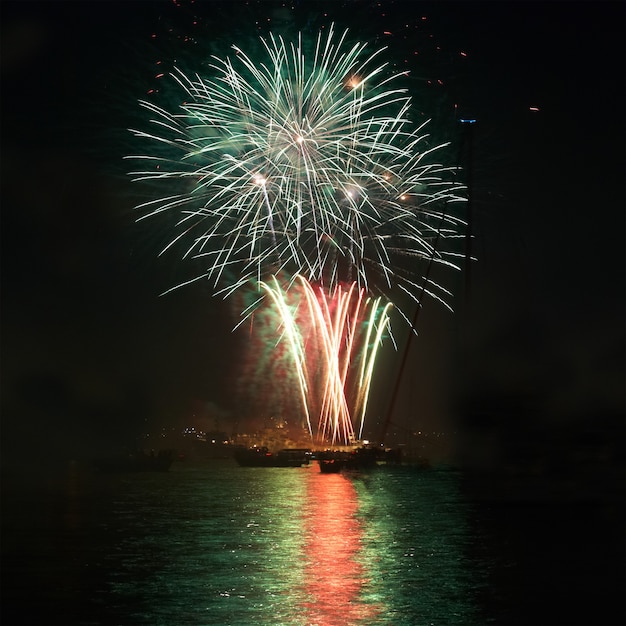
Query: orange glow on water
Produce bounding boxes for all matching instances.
[301,471,380,625]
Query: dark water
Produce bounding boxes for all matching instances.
[2,460,623,626]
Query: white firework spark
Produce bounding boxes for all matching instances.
[127,25,466,317]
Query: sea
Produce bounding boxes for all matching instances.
[1,458,623,626]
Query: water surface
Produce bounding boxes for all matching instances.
[3,458,622,625]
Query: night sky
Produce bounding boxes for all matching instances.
[1,1,624,473]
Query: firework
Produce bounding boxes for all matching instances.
[127,25,465,320]
[258,274,392,446]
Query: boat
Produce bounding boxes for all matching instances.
[94,449,174,473]
[318,458,343,473]
[316,445,404,472]
[234,447,312,467]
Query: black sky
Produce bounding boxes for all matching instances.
[1,1,624,467]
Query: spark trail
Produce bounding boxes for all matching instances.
[260,275,392,446]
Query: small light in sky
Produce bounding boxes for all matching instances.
[529,106,540,112]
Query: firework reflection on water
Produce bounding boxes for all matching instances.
[1,461,484,625]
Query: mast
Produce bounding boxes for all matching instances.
[378,118,476,444]
[459,118,477,309]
